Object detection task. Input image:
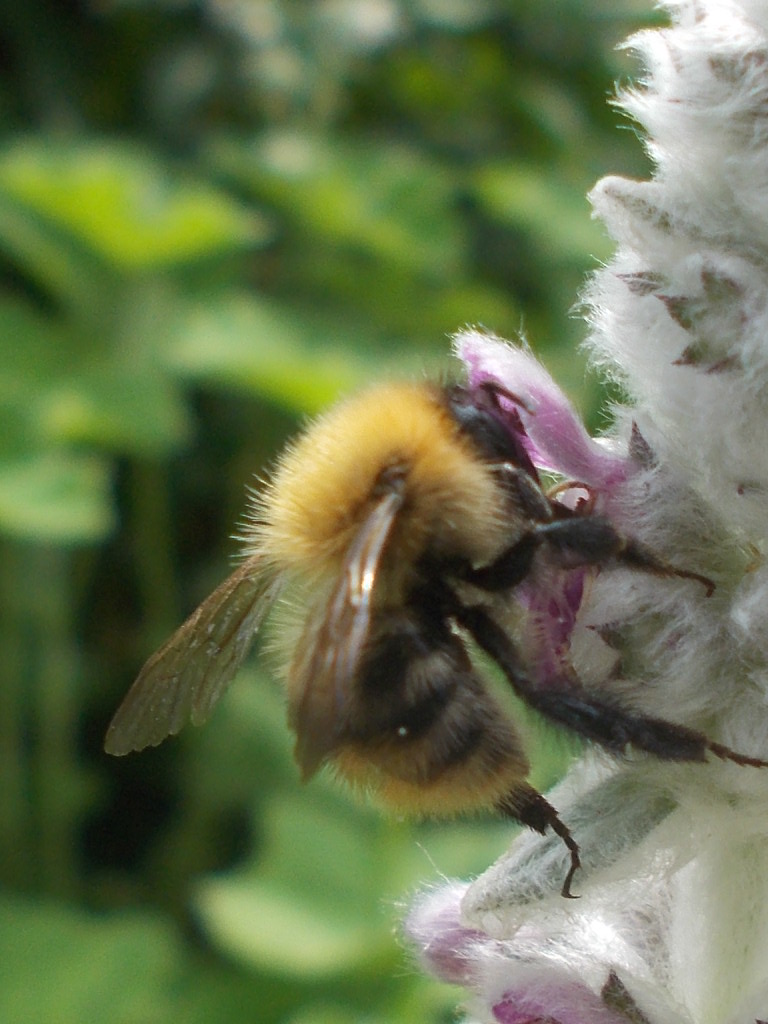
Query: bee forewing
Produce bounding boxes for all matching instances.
[291,488,405,779]
[104,556,279,756]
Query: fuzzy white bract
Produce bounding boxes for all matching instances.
[405,2,768,1022]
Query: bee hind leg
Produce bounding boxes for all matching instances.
[529,687,768,768]
[459,599,768,766]
[497,785,581,899]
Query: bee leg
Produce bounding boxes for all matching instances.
[460,515,712,596]
[533,517,714,596]
[530,689,768,768]
[459,531,544,591]
[456,600,768,768]
[497,785,581,898]
[611,535,714,596]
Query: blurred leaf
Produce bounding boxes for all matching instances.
[0,297,65,376]
[0,294,191,458]
[0,191,106,315]
[473,161,611,265]
[169,292,375,413]
[42,358,191,457]
[285,1006,384,1024]
[0,139,269,271]
[185,668,298,808]
[254,793,385,906]
[195,784,398,978]
[213,131,464,278]
[0,298,66,453]
[172,959,308,1024]
[0,896,180,1024]
[415,0,496,29]
[286,243,523,343]
[195,875,381,978]
[0,453,113,544]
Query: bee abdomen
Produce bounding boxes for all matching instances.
[342,611,526,790]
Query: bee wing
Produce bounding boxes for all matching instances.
[291,488,405,779]
[104,555,279,756]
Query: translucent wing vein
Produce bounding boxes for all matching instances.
[104,556,278,755]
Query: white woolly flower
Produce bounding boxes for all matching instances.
[405,2,768,1022]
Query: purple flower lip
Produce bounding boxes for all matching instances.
[457,330,619,691]
[457,329,634,493]
[403,883,488,984]
[492,976,637,1024]
[515,569,587,691]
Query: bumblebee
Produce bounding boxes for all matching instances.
[105,378,767,897]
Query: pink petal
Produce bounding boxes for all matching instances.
[493,979,633,1024]
[456,329,632,490]
[404,883,489,984]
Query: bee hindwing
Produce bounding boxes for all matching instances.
[104,556,278,755]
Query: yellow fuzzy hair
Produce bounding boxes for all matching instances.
[248,381,512,584]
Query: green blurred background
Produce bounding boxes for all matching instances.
[0,1,655,1021]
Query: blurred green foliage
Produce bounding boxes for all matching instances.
[0,1,656,1021]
